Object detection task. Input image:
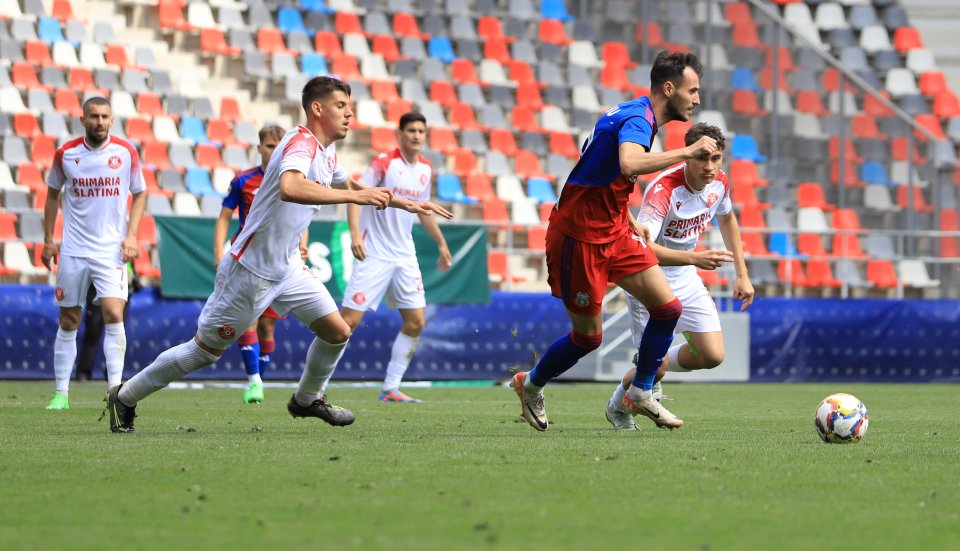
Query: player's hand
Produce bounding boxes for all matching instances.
[685,136,718,159]
[631,222,652,242]
[407,201,454,219]
[351,236,366,261]
[41,242,59,271]
[121,236,139,263]
[733,276,755,311]
[691,249,734,270]
[437,245,452,272]
[356,187,392,209]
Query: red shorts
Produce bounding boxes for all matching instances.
[260,306,284,320]
[546,228,659,316]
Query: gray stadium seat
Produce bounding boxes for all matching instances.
[65,21,86,44]
[41,66,67,89]
[484,151,511,177]
[488,84,515,108]
[444,0,471,17]
[520,132,547,156]
[2,137,29,166]
[169,143,197,169]
[18,211,44,242]
[400,37,427,60]
[42,112,68,138]
[150,70,174,96]
[3,188,32,213]
[511,40,538,64]
[848,5,878,30]
[508,0,537,20]
[159,169,186,193]
[458,83,486,108]
[11,17,38,42]
[218,6,245,30]
[363,12,391,36]
[146,194,173,216]
[93,21,116,45]
[244,51,271,81]
[455,39,482,61]
[450,16,477,40]
[866,233,897,259]
[460,129,488,153]
[122,70,149,94]
[287,31,313,54]
[27,89,55,114]
[1,40,25,64]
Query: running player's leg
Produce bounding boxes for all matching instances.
[91,260,130,390]
[48,255,89,409]
[255,315,276,375]
[380,260,426,402]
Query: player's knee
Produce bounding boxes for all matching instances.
[59,310,81,331]
[402,318,425,337]
[570,331,602,351]
[320,324,352,345]
[695,349,724,370]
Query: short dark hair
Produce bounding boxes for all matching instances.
[650,51,703,94]
[258,125,285,143]
[685,123,725,151]
[301,76,351,114]
[82,96,111,115]
[398,112,427,130]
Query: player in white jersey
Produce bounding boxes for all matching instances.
[41,96,147,410]
[102,76,453,433]
[341,112,452,403]
[605,124,755,430]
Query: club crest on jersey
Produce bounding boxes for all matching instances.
[574,292,590,308]
[353,292,366,305]
[419,173,428,185]
[326,153,336,171]
[55,287,65,301]
[218,325,236,340]
[108,155,122,169]
[705,192,719,207]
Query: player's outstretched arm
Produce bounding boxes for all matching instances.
[41,187,61,270]
[122,191,146,263]
[717,211,754,310]
[212,206,233,266]
[619,136,718,180]
[393,199,453,219]
[279,170,390,208]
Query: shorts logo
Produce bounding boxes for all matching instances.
[108,155,122,170]
[218,325,237,340]
[574,292,590,308]
[705,192,718,208]
[55,287,65,301]
[353,292,366,305]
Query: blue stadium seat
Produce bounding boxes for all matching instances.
[730,67,761,92]
[180,116,209,144]
[186,167,219,196]
[301,0,335,14]
[541,0,574,22]
[38,17,65,45]
[278,7,311,36]
[428,36,456,63]
[301,52,328,76]
[437,173,477,204]
[526,177,557,203]
[731,135,768,162]
[769,232,802,257]
[860,161,894,186]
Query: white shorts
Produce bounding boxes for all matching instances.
[197,257,338,349]
[342,256,425,312]
[54,255,128,308]
[628,277,721,347]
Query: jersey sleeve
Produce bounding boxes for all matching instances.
[47,147,66,190]
[637,179,670,240]
[360,154,388,187]
[221,176,242,209]
[128,148,146,194]
[715,174,733,216]
[278,134,315,177]
[331,154,348,186]
[618,115,655,151]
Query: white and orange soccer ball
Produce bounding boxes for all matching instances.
[814,393,869,443]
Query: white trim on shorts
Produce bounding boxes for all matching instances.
[342,256,426,312]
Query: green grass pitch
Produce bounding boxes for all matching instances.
[1,382,957,550]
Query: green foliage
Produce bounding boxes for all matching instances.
[1,383,958,550]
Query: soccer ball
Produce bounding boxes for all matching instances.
[814,393,869,443]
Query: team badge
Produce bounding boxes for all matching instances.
[327,153,336,171]
[419,173,428,185]
[705,192,719,208]
[218,325,236,340]
[108,155,122,169]
[574,292,590,308]
[353,292,366,305]
[55,287,65,301]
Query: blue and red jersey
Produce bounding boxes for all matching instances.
[221,166,264,238]
[550,96,658,244]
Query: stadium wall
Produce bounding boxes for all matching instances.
[1,286,958,383]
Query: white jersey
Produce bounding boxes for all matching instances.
[358,148,432,260]
[47,135,145,260]
[230,126,347,281]
[637,163,732,286]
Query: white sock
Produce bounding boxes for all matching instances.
[665,345,690,372]
[103,322,126,387]
[119,340,219,405]
[523,374,544,395]
[609,382,627,411]
[53,328,78,395]
[383,332,418,391]
[626,384,653,402]
[294,337,347,406]
[248,373,262,385]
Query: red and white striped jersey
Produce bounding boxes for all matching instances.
[230,126,348,281]
[47,135,145,260]
[358,148,432,260]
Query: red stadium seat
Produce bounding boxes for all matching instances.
[741,231,771,256]
[134,244,161,279]
[138,214,157,246]
[507,60,539,86]
[731,90,768,116]
[866,260,898,288]
[918,71,948,97]
[13,113,41,139]
[136,92,164,120]
[828,137,863,162]
[206,118,235,146]
[334,12,363,35]
[759,66,790,91]
[451,59,480,84]
[201,29,240,56]
[330,54,361,81]
[158,1,194,32]
[17,163,44,192]
[54,88,82,117]
[890,136,927,164]
[428,126,459,154]
[737,208,766,229]
[511,106,543,133]
[913,114,945,141]
[385,99,413,126]
[731,21,761,48]
[863,92,896,117]
[526,225,546,251]
[257,28,292,55]
[453,148,478,176]
[634,22,666,48]
[797,233,829,257]
[0,213,17,240]
[449,102,481,131]
[196,143,224,169]
[68,67,99,93]
[52,0,76,22]
[940,209,959,257]
[478,17,512,43]
[370,127,397,153]
[832,208,863,231]
[516,82,544,110]
[806,259,842,288]
[371,35,401,63]
[893,27,923,53]
[821,68,856,93]
[220,97,243,123]
[538,19,571,46]
[549,131,580,159]
[392,13,424,39]
[25,40,54,67]
[600,65,631,91]
[482,198,510,227]
[896,185,934,212]
[766,46,795,71]
[514,150,552,181]
[932,90,960,119]
[31,135,57,170]
[489,129,519,157]
[540,202,555,223]
[105,44,134,69]
[429,80,458,108]
[142,141,172,171]
[797,182,835,211]
[725,2,755,26]
[12,62,44,90]
[831,235,866,259]
[315,32,343,57]
[778,259,809,287]
[732,184,769,210]
[483,38,511,64]
[795,90,828,116]
[370,80,399,104]
[729,159,767,188]
[466,173,496,201]
[125,117,155,145]
[850,115,883,140]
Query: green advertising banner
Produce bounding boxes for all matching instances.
[155,216,491,304]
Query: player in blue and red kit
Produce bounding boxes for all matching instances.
[214,125,307,404]
[509,52,719,431]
